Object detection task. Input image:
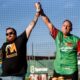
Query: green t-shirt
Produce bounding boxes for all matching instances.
[53,30,79,75]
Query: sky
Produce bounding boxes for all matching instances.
[0,0,80,56]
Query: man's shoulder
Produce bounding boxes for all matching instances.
[3,42,7,45]
[71,34,79,39]
[70,34,80,43]
[2,42,9,47]
[17,31,28,41]
[17,31,26,38]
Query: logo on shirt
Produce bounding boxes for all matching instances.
[65,42,73,47]
[60,42,73,52]
[5,43,17,58]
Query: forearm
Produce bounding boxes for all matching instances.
[41,12,55,33]
[41,12,58,39]
[26,13,39,38]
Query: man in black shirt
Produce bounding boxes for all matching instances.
[1,9,40,80]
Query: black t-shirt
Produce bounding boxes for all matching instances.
[1,31,28,76]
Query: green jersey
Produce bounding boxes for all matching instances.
[51,28,80,74]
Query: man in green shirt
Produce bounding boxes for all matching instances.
[35,2,80,80]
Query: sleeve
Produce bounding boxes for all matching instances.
[77,40,80,55]
[18,31,28,43]
[50,27,58,39]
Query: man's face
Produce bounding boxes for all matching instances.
[6,29,16,42]
[61,21,71,35]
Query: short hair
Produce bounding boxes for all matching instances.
[63,19,72,31]
[6,27,17,36]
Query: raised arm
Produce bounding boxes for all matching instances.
[34,2,58,39]
[26,12,40,39]
[41,11,55,33]
[41,11,59,39]
[35,2,56,33]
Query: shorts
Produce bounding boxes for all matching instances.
[53,70,78,80]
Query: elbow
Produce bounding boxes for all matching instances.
[78,52,80,56]
[48,23,53,33]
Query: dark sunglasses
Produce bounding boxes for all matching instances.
[6,32,14,36]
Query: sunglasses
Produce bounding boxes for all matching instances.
[6,32,14,36]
